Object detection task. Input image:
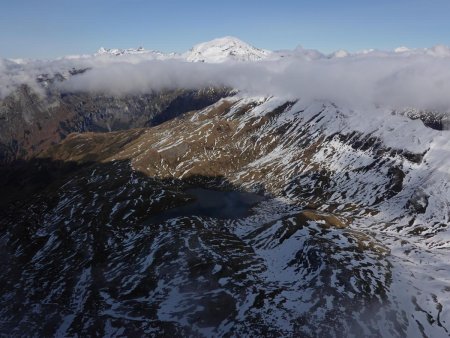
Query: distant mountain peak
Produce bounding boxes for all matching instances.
[96,46,150,56]
[394,46,411,53]
[330,49,350,58]
[185,36,271,63]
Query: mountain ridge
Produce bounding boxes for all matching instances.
[2,95,449,336]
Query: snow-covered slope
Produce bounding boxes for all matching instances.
[2,94,450,336]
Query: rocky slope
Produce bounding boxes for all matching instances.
[0,85,230,164]
[1,95,449,337]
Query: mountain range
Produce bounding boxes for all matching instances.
[0,37,450,337]
[95,36,270,63]
[82,36,450,62]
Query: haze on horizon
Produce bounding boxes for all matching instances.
[2,0,450,59]
[2,35,450,113]
[2,1,450,113]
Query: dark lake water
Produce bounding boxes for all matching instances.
[148,188,266,224]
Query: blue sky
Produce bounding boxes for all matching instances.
[2,0,450,58]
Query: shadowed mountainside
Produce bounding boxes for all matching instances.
[0,156,395,337]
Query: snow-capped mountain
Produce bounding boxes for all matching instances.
[96,46,148,55]
[185,36,271,63]
[93,37,271,63]
[329,48,350,58]
[95,46,182,60]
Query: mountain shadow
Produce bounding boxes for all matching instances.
[0,156,400,337]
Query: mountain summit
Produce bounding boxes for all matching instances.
[185,36,271,63]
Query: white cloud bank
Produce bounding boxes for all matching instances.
[2,45,450,111]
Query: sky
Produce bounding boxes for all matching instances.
[2,0,450,58]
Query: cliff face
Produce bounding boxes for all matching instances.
[1,95,449,337]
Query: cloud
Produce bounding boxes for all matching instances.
[2,49,450,111]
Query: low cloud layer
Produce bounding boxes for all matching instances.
[2,48,450,111]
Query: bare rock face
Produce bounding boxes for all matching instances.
[406,109,450,130]
[1,96,449,337]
